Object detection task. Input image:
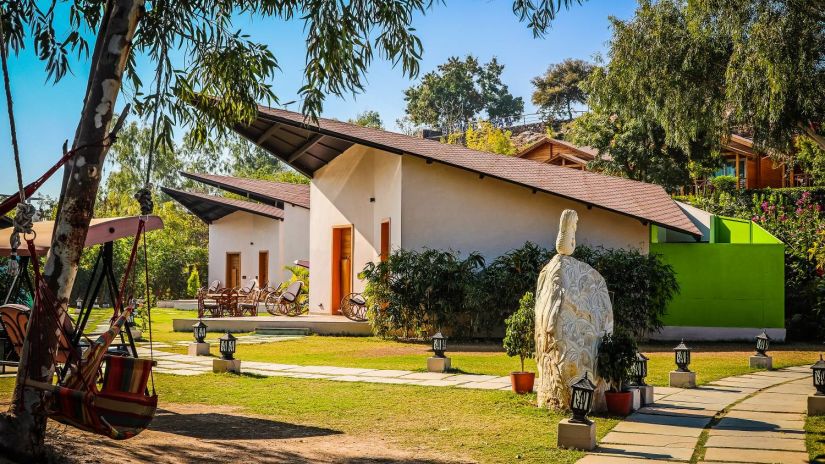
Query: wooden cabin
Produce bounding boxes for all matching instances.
[515,137,601,170]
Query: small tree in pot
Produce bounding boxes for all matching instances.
[596,330,638,415]
[503,292,536,393]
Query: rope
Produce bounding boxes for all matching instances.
[0,21,24,203]
[142,226,155,394]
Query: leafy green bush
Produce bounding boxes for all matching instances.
[574,246,679,339]
[186,266,201,297]
[361,248,484,338]
[596,330,637,392]
[471,242,552,335]
[503,292,535,373]
[362,242,678,340]
[709,175,737,193]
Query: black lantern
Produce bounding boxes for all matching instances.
[432,332,447,358]
[570,372,596,424]
[755,330,771,356]
[219,331,237,360]
[631,351,649,386]
[812,354,825,395]
[674,339,692,372]
[193,320,208,343]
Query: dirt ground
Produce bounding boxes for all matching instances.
[1,403,470,464]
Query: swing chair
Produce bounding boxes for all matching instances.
[0,38,162,441]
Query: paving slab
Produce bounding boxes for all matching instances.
[732,394,807,413]
[610,421,705,438]
[707,428,806,440]
[576,456,675,464]
[626,413,712,429]
[636,405,718,418]
[600,431,696,447]
[399,372,457,380]
[704,434,806,451]
[591,444,694,461]
[703,448,808,464]
[356,369,414,378]
[443,374,500,383]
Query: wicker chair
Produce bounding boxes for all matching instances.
[340,293,369,322]
[237,289,261,317]
[268,281,305,317]
[197,287,221,318]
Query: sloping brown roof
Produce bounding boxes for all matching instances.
[201,104,700,237]
[182,172,310,209]
[516,136,600,160]
[162,187,284,222]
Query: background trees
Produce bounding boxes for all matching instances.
[588,0,824,159]
[349,110,384,129]
[403,56,524,136]
[531,58,593,122]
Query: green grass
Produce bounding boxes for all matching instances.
[0,373,617,463]
[164,336,822,384]
[807,415,825,463]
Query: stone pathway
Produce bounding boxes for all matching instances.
[577,365,813,464]
[137,347,514,390]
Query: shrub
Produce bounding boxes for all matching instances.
[361,248,484,338]
[503,292,535,373]
[362,242,678,340]
[186,266,201,298]
[471,242,552,335]
[596,330,637,392]
[574,246,679,339]
[709,175,738,193]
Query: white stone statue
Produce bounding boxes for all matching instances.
[535,209,614,411]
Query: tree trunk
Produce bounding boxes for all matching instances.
[0,0,143,459]
[801,122,825,152]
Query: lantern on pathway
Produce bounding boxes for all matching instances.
[193,320,208,343]
[570,372,596,424]
[674,339,692,372]
[631,351,649,386]
[219,331,237,360]
[812,355,825,395]
[755,330,771,356]
[432,332,447,358]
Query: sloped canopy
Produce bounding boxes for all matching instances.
[200,103,701,237]
[163,187,284,223]
[0,216,164,256]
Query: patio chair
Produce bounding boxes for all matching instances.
[263,282,287,315]
[268,281,305,317]
[216,287,240,317]
[0,304,80,364]
[237,289,261,317]
[340,293,369,322]
[197,287,221,318]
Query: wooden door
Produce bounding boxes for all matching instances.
[226,253,241,289]
[331,226,353,314]
[380,219,390,262]
[258,251,269,288]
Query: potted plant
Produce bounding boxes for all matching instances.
[596,330,638,416]
[503,292,536,394]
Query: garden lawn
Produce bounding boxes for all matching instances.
[0,373,617,463]
[81,308,255,343]
[163,336,822,384]
[807,415,825,463]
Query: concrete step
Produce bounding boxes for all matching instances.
[255,327,311,336]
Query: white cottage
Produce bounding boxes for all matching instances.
[203,105,701,315]
[163,173,310,289]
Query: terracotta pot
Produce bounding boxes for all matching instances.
[605,391,633,416]
[510,372,535,394]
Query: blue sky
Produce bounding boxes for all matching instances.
[0,0,637,197]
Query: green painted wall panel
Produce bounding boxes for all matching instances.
[651,242,785,328]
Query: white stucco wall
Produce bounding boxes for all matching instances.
[308,145,402,313]
[207,211,282,288]
[279,203,311,282]
[400,156,649,258]
[308,145,650,314]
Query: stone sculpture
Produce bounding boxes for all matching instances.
[535,209,614,411]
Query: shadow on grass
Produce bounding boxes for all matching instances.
[150,409,342,440]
